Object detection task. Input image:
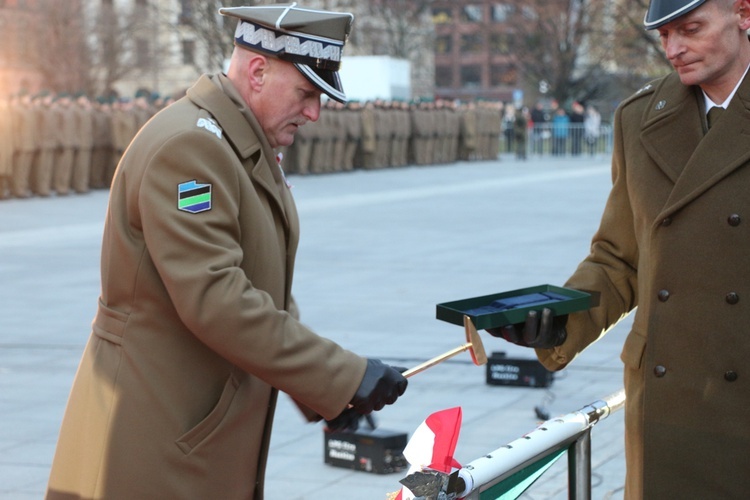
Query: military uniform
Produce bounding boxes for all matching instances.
[46,70,367,500]
[393,103,411,167]
[0,100,12,198]
[90,102,114,189]
[53,97,78,195]
[10,96,36,198]
[111,101,139,179]
[488,103,502,159]
[358,103,376,169]
[409,103,426,165]
[72,96,95,193]
[459,103,478,161]
[330,102,347,172]
[32,96,57,196]
[445,104,460,163]
[537,70,750,498]
[373,102,389,168]
[46,4,408,498]
[342,103,361,171]
[310,107,330,173]
[285,113,313,175]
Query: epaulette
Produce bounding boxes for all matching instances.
[619,78,660,107]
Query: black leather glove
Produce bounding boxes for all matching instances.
[325,407,362,433]
[349,359,408,415]
[487,307,567,349]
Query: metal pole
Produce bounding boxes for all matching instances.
[568,427,592,500]
[452,389,625,498]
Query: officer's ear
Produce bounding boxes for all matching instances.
[246,55,270,92]
[739,0,750,29]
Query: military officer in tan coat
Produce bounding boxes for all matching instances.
[489,0,750,497]
[71,93,94,193]
[110,98,138,175]
[10,93,37,198]
[0,98,12,198]
[46,5,407,499]
[32,92,57,196]
[358,100,377,168]
[90,99,114,189]
[459,101,478,161]
[342,100,362,171]
[53,93,78,196]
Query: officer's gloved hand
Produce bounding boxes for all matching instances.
[487,308,567,349]
[325,407,362,433]
[349,359,408,415]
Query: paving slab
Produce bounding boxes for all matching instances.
[0,154,628,499]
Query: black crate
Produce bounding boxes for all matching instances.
[486,351,554,388]
[324,427,408,474]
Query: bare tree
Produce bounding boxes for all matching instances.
[360,0,435,59]
[177,0,256,74]
[84,1,168,97]
[344,0,435,98]
[503,0,611,105]
[33,0,91,93]
[503,0,672,108]
[609,0,671,74]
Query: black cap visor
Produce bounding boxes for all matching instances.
[644,0,708,29]
[294,63,346,103]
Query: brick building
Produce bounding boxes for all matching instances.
[0,0,46,97]
[432,1,517,102]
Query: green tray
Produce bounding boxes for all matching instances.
[436,285,591,330]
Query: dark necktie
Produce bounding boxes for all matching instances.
[707,106,724,129]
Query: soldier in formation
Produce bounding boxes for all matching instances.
[0,90,162,200]
[0,92,505,199]
[282,96,504,175]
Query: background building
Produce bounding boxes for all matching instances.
[431,1,516,102]
[0,0,669,108]
[0,0,58,97]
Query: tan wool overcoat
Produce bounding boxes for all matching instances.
[46,74,367,500]
[537,71,750,498]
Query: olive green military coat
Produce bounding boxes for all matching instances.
[46,74,367,500]
[537,71,750,497]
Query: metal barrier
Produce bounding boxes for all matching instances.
[456,389,625,500]
[500,123,614,158]
[401,389,625,500]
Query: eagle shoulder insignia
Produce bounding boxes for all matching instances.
[196,117,222,139]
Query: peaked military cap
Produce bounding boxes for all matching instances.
[644,0,708,29]
[220,2,354,103]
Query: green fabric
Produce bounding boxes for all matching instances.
[480,449,566,500]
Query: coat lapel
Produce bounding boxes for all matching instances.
[639,73,705,184]
[640,71,750,218]
[660,72,750,217]
[186,75,290,229]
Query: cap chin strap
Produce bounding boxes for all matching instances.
[280,53,341,71]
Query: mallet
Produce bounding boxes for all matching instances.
[403,315,487,378]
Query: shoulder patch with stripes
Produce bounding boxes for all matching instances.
[178,180,212,213]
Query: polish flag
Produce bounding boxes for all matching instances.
[393,407,463,500]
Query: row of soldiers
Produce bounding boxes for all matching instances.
[0,91,162,200]
[280,98,503,175]
[0,93,504,200]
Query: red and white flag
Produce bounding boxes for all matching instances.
[394,407,463,500]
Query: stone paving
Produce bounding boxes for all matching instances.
[0,153,629,499]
